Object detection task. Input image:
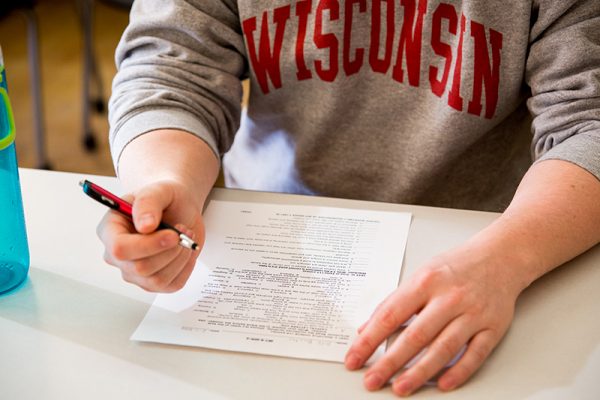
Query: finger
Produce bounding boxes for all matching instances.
[127,244,183,277]
[131,183,175,234]
[97,193,182,262]
[163,251,198,292]
[345,285,427,371]
[96,193,139,243]
[103,249,121,269]
[97,206,134,239]
[437,330,498,392]
[357,320,368,334]
[357,293,391,334]
[132,246,192,292]
[98,211,135,266]
[107,245,180,282]
[391,315,475,396]
[362,297,460,391]
[103,225,180,262]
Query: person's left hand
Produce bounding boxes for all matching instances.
[344,242,529,396]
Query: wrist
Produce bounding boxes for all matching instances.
[449,219,544,297]
[118,129,219,210]
[439,222,540,300]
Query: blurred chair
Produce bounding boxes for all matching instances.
[0,0,51,169]
[78,0,132,152]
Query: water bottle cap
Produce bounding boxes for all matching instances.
[0,86,16,151]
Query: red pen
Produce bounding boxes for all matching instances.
[80,179,198,251]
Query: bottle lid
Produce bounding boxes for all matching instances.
[0,67,15,151]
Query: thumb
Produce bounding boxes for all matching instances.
[130,183,175,234]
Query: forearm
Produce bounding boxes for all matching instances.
[117,129,220,210]
[463,159,600,294]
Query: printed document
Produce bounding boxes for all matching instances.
[132,200,412,362]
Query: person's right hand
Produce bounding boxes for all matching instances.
[97,179,205,292]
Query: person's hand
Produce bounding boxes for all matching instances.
[97,179,204,292]
[345,242,528,396]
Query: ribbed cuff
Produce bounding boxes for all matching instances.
[536,132,600,181]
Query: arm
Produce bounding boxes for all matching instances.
[97,129,218,293]
[109,0,247,165]
[98,1,246,292]
[345,160,600,395]
[346,0,600,395]
[477,160,600,291]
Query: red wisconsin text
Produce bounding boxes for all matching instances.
[242,0,503,119]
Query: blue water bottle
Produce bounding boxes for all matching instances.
[0,50,30,295]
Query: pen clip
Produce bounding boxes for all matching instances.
[80,180,123,212]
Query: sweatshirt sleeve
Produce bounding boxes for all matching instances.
[526,0,600,180]
[108,0,247,171]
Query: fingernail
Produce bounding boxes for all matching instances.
[394,379,413,396]
[440,376,457,391]
[346,354,361,370]
[365,372,384,390]
[138,213,155,229]
[357,321,368,333]
[175,224,194,239]
[160,236,174,248]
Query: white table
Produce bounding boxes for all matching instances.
[1,168,599,399]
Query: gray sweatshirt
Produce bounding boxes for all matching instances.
[109,0,600,212]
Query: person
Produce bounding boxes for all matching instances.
[99,0,600,396]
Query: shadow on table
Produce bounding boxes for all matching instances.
[0,266,371,399]
[0,244,599,399]
[435,245,600,400]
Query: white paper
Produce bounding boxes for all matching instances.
[132,200,412,362]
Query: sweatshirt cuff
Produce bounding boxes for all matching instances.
[110,108,220,174]
[536,132,600,181]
